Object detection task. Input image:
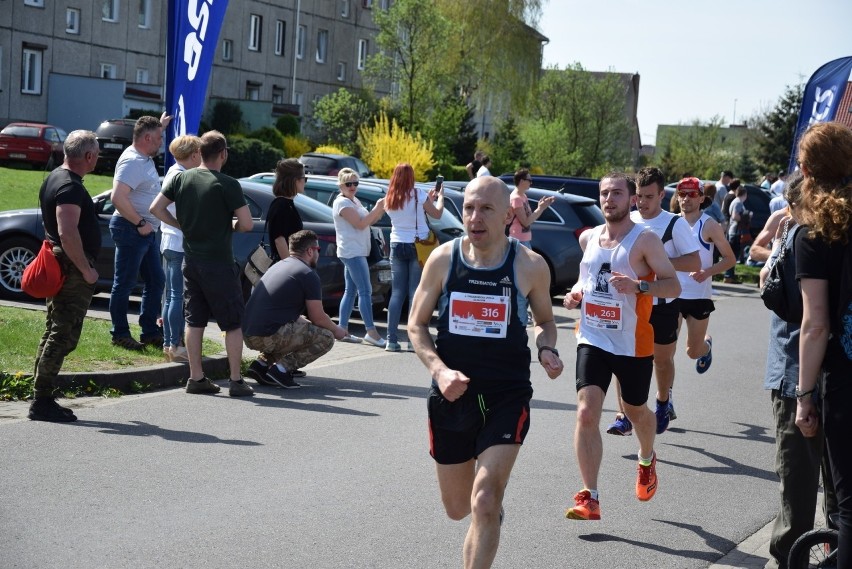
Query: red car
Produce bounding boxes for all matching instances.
[0,122,67,170]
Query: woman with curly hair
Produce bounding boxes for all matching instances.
[383,163,444,352]
[794,121,852,569]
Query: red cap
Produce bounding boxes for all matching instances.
[676,177,702,192]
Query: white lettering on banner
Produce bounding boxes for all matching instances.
[183,0,212,81]
[175,95,187,137]
[808,86,835,125]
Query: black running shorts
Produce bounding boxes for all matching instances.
[575,344,653,407]
[650,299,681,345]
[678,298,715,321]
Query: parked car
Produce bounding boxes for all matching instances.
[665,180,771,237]
[299,153,374,178]
[441,186,605,294]
[0,123,67,170]
[497,173,601,203]
[242,174,467,253]
[94,118,164,174]
[0,181,391,313]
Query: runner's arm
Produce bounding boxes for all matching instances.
[523,252,563,380]
[691,218,736,282]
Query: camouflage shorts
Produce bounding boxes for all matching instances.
[244,318,334,371]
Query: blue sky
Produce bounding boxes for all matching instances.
[538,0,852,145]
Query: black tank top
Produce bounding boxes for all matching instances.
[435,238,531,393]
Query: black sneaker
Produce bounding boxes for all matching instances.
[140,334,164,349]
[292,369,306,378]
[28,398,77,422]
[228,379,255,397]
[246,359,273,384]
[265,366,301,389]
[112,336,145,351]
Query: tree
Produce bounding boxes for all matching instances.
[358,111,435,180]
[655,117,740,181]
[750,83,803,175]
[490,116,526,175]
[209,100,245,135]
[519,64,630,176]
[311,88,377,154]
[420,93,476,166]
[367,0,452,132]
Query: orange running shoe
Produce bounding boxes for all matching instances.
[636,453,658,501]
[565,489,601,520]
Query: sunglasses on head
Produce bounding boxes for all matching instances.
[344,181,359,187]
[677,190,701,198]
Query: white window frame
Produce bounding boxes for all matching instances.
[296,25,306,60]
[357,39,368,71]
[136,68,149,84]
[316,29,328,64]
[246,82,261,101]
[222,39,233,62]
[138,0,151,29]
[102,0,119,22]
[100,63,117,79]
[274,20,285,56]
[294,92,304,112]
[249,14,262,52]
[22,48,43,95]
[337,62,346,81]
[341,0,350,17]
[272,87,284,104]
[66,8,81,34]
[380,0,389,9]
[25,0,45,6]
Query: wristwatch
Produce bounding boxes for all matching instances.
[638,280,650,294]
[136,218,147,228]
[537,346,559,361]
[795,387,815,399]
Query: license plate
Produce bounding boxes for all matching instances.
[378,270,392,283]
[9,153,26,159]
[104,143,123,150]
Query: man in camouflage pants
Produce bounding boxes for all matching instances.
[30,130,102,422]
[242,230,347,388]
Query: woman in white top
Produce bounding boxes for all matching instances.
[159,135,201,362]
[383,163,444,352]
[332,168,386,347]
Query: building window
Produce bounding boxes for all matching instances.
[136,68,149,84]
[138,0,151,28]
[24,0,44,6]
[337,62,346,81]
[362,0,372,7]
[341,0,350,17]
[296,25,306,60]
[249,14,262,51]
[246,82,261,101]
[100,63,117,79]
[357,39,368,70]
[102,0,119,22]
[222,39,233,62]
[294,92,304,113]
[66,8,81,34]
[22,48,43,94]
[274,20,286,56]
[379,0,389,9]
[272,86,284,104]
[316,30,328,63]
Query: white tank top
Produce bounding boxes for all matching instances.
[677,213,714,299]
[576,224,655,357]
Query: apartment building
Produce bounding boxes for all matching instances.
[0,0,390,133]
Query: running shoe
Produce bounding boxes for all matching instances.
[696,336,713,374]
[655,399,670,434]
[565,489,601,520]
[606,414,633,436]
[636,453,658,501]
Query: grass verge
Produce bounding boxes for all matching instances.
[0,165,114,211]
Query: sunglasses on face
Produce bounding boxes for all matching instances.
[677,190,702,199]
[344,181,359,187]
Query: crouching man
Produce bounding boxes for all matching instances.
[243,230,348,387]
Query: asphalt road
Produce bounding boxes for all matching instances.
[0,284,791,568]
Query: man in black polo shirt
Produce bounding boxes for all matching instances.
[30,130,102,422]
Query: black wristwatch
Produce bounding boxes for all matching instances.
[135,218,147,228]
[638,280,650,294]
[537,346,559,361]
[795,387,815,399]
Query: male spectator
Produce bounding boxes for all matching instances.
[242,230,348,387]
[465,150,485,180]
[108,113,170,351]
[769,192,788,214]
[673,177,736,375]
[770,170,787,197]
[606,167,700,437]
[701,183,725,224]
[760,172,776,190]
[563,172,680,520]
[476,155,492,177]
[149,130,254,397]
[29,131,102,422]
[723,182,750,283]
[721,178,741,231]
[408,177,563,567]
[713,170,734,210]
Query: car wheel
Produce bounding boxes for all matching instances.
[0,236,40,300]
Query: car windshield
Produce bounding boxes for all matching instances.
[1,125,41,137]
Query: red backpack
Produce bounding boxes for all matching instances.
[22,240,66,298]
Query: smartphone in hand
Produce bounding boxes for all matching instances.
[435,175,444,192]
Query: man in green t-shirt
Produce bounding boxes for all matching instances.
[150,130,254,397]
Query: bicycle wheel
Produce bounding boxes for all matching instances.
[788,528,838,569]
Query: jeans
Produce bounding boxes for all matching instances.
[387,242,421,343]
[162,248,185,347]
[108,216,165,339]
[725,234,742,278]
[823,382,852,569]
[339,255,375,331]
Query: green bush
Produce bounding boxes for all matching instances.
[276,114,300,137]
[210,100,245,136]
[222,137,283,178]
[249,126,285,152]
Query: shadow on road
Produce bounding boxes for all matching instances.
[667,422,774,445]
[652,443,776,482]
[75,420,263,446]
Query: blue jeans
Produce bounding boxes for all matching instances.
[162,248,185,347]
[108,216,165,339]
[339,255,375,331]
[387,242,421,343]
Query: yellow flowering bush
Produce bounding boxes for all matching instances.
[313,144,349,155]
[358,112,435,180]
[284,135,312,158]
